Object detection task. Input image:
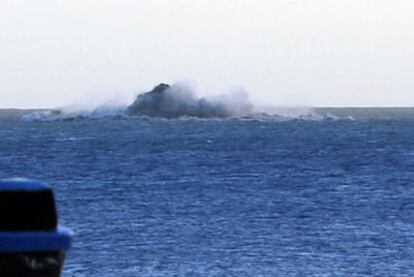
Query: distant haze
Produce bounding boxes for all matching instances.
[1,0,413,108]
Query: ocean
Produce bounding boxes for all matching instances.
[0,108,413,276]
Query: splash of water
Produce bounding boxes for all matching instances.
[21,82,341,122]
[126,83,253,118]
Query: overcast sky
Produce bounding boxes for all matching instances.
[1,0,413,108]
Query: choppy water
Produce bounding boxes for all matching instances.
[0,108,414,276]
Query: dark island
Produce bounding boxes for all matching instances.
[126,83,252,118]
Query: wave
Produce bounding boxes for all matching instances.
[21,108,344,122]
[21,108,127,122]
[20,82,355,122]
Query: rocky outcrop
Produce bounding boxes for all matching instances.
[126,83,252,118]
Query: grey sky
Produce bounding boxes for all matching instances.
[1,0,413,108]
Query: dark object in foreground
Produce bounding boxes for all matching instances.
[0,179,72,277]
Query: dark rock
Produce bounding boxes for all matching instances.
[126,83,252,118]
[126,83,172,117]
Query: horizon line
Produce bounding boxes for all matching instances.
[2,106,414,110]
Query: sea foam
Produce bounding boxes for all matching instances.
[21,83,339,122]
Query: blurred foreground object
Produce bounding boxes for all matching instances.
[0,179,72,277]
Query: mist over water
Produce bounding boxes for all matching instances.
[20,82,331,121]
[18,82,414,122]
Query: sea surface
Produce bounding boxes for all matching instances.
[0,108,413,276]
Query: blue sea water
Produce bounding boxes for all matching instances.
[0,109,414,276]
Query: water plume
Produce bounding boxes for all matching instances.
[126,83,253,118]
[21,82,346,122]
